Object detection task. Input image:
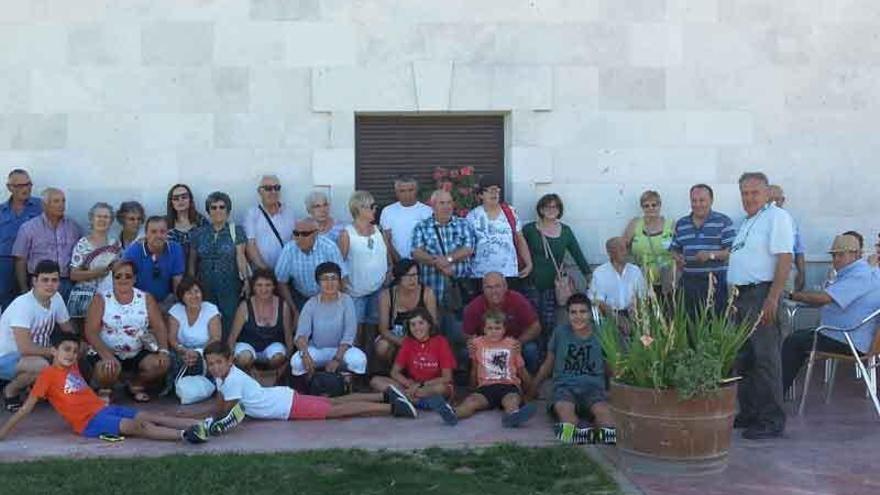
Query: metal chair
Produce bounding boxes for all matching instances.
[797,308,880,418]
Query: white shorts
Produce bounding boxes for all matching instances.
[234,342,287,362]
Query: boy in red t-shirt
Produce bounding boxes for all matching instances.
[370,308,458,415]
[0,332,209,443]
[451,309,536,427]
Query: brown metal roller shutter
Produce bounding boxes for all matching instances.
[355,115,505,207]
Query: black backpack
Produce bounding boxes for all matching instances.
[307,372,348,397]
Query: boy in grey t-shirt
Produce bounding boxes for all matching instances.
[529,293,615,445]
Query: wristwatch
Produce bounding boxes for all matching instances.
[709,252,716,261]
[446,256,454,264]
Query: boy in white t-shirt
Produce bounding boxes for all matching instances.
[0,260,75,412]
[204,341,417,431]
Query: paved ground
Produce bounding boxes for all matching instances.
[1,376,878,495]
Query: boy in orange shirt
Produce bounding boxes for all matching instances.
[0,332,210,443]
[444,310,536,427]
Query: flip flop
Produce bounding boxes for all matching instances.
[128,387,150,403]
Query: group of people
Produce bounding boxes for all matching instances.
[0,168,877,447]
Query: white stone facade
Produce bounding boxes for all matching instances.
[0,0,876,276]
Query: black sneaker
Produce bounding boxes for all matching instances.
[502,403,536,428]
[742,424,783,440]
[391,396,418,419]
[733,414,754,429]
[423,395,458,426]
[209,402,245,436]
[383,384,406,404]
[183,423,209,444]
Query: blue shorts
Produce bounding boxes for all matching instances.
[352,290,381,325]
[550,382,608,417]
[82,405,139,438]
[0,352,21,381]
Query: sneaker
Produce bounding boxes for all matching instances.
[554,422,577,444]
[742,424,783,440]
[423,395,458,426]
[209,402,245,436]
[183,423,209,444]
[383,384,406,405]
[600,427,617,445]
[502,403,536,428]
[733,414,754,429]
[391,396,418,419]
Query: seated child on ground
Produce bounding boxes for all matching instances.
[529,293,616,445]
[0,332,209,444]
[369,308,456,411]
[443,309,536,427]
[204,341,418,430]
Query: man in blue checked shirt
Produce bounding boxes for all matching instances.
[669,184,736,315]
[275,218,347,312]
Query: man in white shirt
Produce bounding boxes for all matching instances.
[0,260,74,411]
[245,175,296,270]
[589,237,647,316]
[727,172,794,440]
[380,176,432,262]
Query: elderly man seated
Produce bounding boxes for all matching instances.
[781,234,880,395]
[588,237,647,320]
[462,272,541,372]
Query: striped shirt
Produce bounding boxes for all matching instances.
[274,236,347,298]
[669,210,736,274]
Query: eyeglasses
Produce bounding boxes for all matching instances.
[401,272,419,279]
[318,274,340,281]
[209,204,227,211]
[261,185,282,192]
[642,202,659,208]
[293,230,316,237]
[113,272,134,280]
[171,193,190,201]
[7,182,32,189]
[311,203,329,209]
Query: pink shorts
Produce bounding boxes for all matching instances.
[288,393,332,420]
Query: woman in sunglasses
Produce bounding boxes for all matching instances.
[85,260,170,402]
[189,192,248,339]
[166,184,207,266]
[623,190,675,297]
[338,191,390,350]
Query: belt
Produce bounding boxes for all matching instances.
[735,281,771,291]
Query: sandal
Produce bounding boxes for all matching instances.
[127,386,151,403]
[3,393,22,413]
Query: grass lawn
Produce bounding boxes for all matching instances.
[0,444,619,495]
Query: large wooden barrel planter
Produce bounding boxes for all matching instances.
[609,381,737,475]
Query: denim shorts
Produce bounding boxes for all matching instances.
[82,405,139,438]
[0,352,20,380]
[352,290,381,325]
[552,382,607,413]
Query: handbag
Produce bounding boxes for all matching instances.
[175,352,215,405]
[542,232,574,306]
[499,203,527,272]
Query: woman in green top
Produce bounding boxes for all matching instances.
[623,190,674,295]
[522,194,592,338]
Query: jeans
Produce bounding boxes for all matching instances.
[680,271,727,317]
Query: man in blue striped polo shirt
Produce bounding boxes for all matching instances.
[669,184,736,315]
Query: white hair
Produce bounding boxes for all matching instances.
[41,187,64,202]
[304,190,330,211]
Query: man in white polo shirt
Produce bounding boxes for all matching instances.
[0,260,74,412]
[380,175,432,262]
[589,237,648,317]
[245,174,296,270]
[727,172,795,440]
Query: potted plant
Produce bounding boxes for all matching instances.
[420,166,479,217]
[595,278,758,469]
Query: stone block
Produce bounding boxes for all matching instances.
[783,67,880,111]
[312,66,415,111]
[554,66,599,109]
[684,111,754,146]
[666,65,785,111]
[596,111,686,146]
[212,67,251,112]
[682,24,769,69]
[413,61,453,111]
[554,146,718,186]
[600,0,666,22]
[141,22,214,66]
[286,22,356,67]
[599,68,666,110]
[214,22,287,66]
[357,23,427,65]
[141,113,214,150]
[250,0,321,20]
[0,72,31,113]
[510,109,603,147]
[214,113,287,148]
[421,23,497,64]
[510,147,553,184]
[492,66,553,111]
[284,112,331,149]
[30,69,110,113]
[0,24,67,66]
[666,0,718,21]
[494,23,628,65]
[450,64,493,110]
[249,68,311,113]
[329,111,354,148]
[628,23,683,67]
[813,24,880,66]
[0,114,68,150]
[68,23,141,66]
[312,148,354,186]
[66,113,142,150]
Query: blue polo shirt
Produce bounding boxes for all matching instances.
[0,197,42,305]
[821,259,880,353]
[669,210,736,274]
[122,241,185,301]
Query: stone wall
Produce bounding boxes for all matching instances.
[0,0,876,275]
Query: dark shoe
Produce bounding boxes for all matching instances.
[423,395,458,426]
[209,402,245,436]
[733,414,754,429]
[391,396,418,419]
[502,403,536,428]
[742,424,783,440]
[3,393,22,413]
[383,384,406,405]
[183,423,209,444]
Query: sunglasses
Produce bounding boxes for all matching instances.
[261,185,282,192]
[311,203,329,208]
[293,230,316,237]
[8,182,33,189]
[209,204,227,211]
[113,272,134,280]
[171,193,190,201]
